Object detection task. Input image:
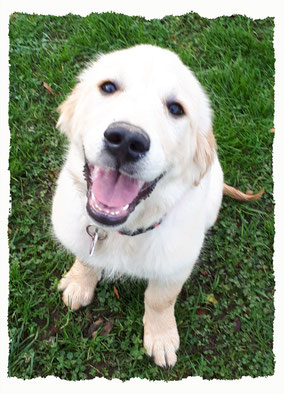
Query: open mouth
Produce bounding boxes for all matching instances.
[84,162,163,226]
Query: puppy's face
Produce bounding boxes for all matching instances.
[57,45,215,227]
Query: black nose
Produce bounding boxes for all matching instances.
[104,122,150,163]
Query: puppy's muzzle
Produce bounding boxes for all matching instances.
[104,122,150,164]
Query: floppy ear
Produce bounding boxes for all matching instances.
[193,127,216,182]
[56,84,80,138]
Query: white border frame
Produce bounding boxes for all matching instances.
[1,1,282,393]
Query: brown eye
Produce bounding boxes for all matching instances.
[100,81,117,94]
[167,101,185,116]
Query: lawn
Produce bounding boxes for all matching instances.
[8,12,274,380]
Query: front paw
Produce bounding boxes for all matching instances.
[143,316,180,367]
[58,276,95,311]
[58,259,100,310]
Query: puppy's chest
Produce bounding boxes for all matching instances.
[88,231,166,277]
[95,232,151,261]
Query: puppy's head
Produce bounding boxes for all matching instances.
[57,45,215,227]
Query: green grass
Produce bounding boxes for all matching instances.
[8,12,274,380]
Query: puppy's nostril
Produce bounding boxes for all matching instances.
[129,141,146,153]
[107,132,123,145]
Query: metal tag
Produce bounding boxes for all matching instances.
[86,225,107,257]
[89,231,99,256]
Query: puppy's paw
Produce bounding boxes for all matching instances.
[58,276,95,311]
[58,259,100,311]
[143,319,180,367]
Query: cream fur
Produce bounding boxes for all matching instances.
[58,258,101,311]
[52,45,224,367]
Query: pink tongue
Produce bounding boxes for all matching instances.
[91,167,143,208]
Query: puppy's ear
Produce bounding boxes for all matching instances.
[56,84,80,138]
[193,127,216,182]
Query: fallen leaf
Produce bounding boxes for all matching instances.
[234,317,242,331]
[270,128,275,133]
[101,319,114,336]
[206,294,218,305]
[113,285,120,300]
[43,81,54,96]
[86,310,93,320]
[200,269,208,276]
[49,325,60,336]
[87,317,104,337]
[8,226,18,237]
[204,353,212,361]
[93,317,104,328]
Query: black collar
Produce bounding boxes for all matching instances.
[118,218,163,236]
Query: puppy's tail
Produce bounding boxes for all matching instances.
[223,183,264,201]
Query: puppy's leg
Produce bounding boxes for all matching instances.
[143,280,183,367]
[58,258,101,311]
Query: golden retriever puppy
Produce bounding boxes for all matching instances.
[52,45,261,367]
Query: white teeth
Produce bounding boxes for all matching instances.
[91,194,127,217]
